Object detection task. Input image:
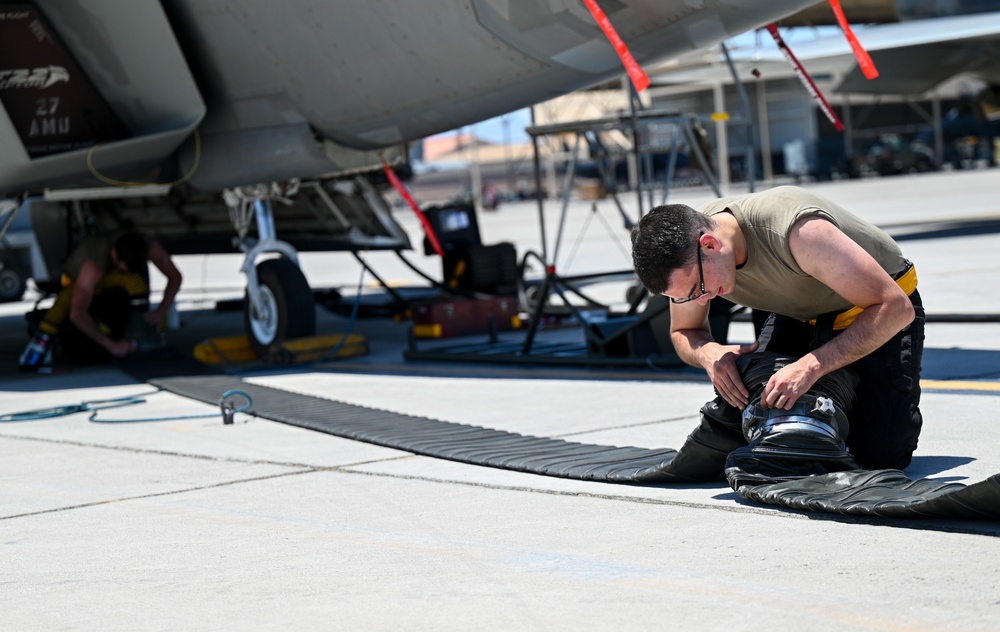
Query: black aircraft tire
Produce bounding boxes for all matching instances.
[243,258,316,356]
[0,267,25,303]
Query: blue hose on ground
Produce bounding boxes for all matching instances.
[0,389,252,424]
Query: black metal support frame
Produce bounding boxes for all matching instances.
[525,109,722,229]
[404,249,684,368]
[404,110,730,368]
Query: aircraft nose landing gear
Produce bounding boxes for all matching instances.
[224,183,316,356]
[244,257,315,355]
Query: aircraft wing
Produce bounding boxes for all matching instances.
[748,12,1000,94]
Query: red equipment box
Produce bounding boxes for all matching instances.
[412,295,521,339]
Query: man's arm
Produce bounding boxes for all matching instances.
[761,217,915,410]
[70,260,136,357]
[144,240,183,327]
[671,301,758,409]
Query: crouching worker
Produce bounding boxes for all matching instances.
[630,187,924,470]
[19,231,182,369]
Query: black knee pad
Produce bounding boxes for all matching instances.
[725,353,860,487]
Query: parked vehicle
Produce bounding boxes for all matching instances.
[862,134,936,176]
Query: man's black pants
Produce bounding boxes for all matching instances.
[60,287,134,365]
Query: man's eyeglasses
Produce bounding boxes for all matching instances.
[670,233,709,304]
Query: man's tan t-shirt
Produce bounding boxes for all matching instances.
[697,186,907,321]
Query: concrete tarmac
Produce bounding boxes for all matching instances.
[2,169,1000,630]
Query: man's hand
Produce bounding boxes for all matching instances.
[760,355,820,410]
[701,340,759,409]
[107,339,138,358]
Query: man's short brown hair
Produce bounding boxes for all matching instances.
[630,204,714,295]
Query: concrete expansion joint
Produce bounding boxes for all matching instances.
[0,469,315,522]
[0,431,317,469]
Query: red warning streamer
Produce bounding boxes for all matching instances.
[581,0,650,92]
[829,0,879,80]
[379,154,444,257]
[766,24,844,132]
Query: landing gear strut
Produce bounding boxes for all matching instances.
[224,183,316,355]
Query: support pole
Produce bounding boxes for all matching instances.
[530,107,549,264]
[469,125,483,213]
[551,134,581,268]
[713,82,730,192]
[932,93,943,168]
[721,43,755,192]
[661,130,680,205]
[628,83,644,218]
[757,79,773,184]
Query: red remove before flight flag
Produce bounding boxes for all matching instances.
[582,0,650,92]
[379,154,444,257]
[829,0,879,80]
[766,24,844,131]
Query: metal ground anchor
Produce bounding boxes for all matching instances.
[219,389,253,424]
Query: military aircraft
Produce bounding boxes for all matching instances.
[759,6,1000,102]
[0,0,820,353]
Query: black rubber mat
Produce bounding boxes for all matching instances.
[151,375,1000,520]
[732,469,1000,519]
[150,375,680,482]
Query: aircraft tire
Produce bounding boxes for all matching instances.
[243,257,316,356]
[0,267,25,303]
